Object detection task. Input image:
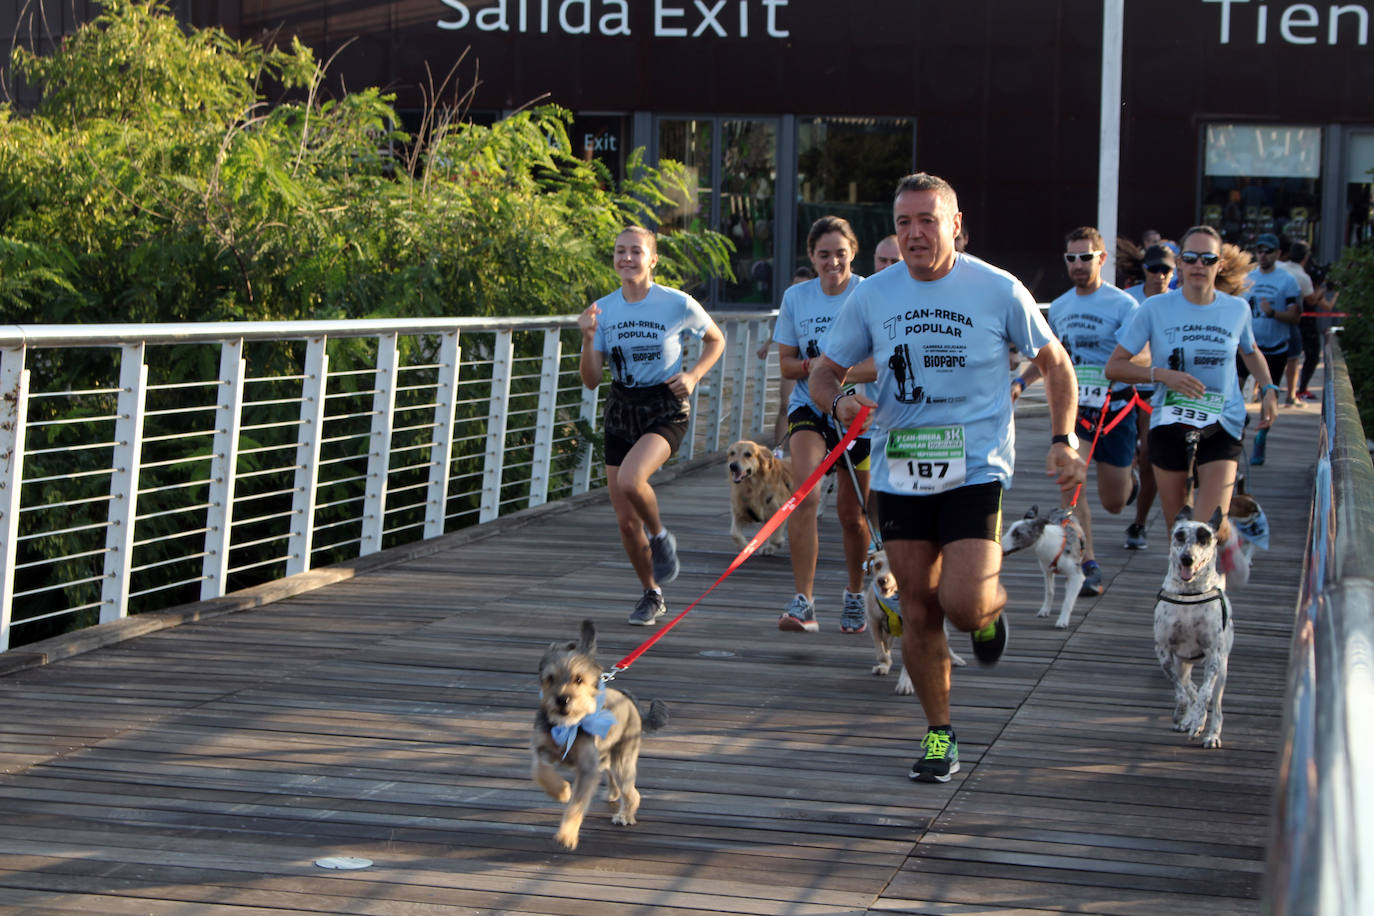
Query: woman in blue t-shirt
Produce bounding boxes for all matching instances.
[579,226,725,626]
[1106,225,1278,580]
[773,216,876,634]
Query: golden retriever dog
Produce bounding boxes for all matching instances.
[725,439,794,555]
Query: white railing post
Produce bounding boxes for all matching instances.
[728,322,749,446]
[423,331,461,539]
[100,343,147,624]
[750,319,770,435]
[200,339,244,601]
[286,337,328,577]
[705,336,727,453]
[360,333,398,556]
[573,381,599,495]
[680,335,701,461]
[479,330,514,524]
[0,347,30,651]
[528,329,562,509]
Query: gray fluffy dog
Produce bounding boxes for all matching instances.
[531,619,668,849]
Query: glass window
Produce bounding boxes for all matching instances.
[1202,124,1323,249]
[1345,132,1374,247]
[796,117,915,274]
[656,117,780,305]
[657,119,716,302]
[720,119,777,305]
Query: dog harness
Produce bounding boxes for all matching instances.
[550,686,618,759]
[872,582,902,636]
[1050,515,1083,570]
[1155,587,1232,631]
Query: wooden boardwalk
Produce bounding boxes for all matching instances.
[0,391,1324,915]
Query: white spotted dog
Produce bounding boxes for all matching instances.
[1154,507,1233,750]
[1000,505,1087,629]
[865,545,965,696]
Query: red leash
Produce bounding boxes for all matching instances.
[1068,385,1150,508]
[604,405,873,680]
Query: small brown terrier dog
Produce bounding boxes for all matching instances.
[531,619,668,850]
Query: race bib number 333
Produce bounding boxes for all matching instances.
[886,426,967,494]
[1160,390,1224,428]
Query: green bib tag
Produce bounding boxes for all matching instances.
[886,426,966,494]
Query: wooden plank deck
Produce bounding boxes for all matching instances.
[0,389,1324,915]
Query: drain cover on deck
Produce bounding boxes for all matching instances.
[316,856,373,870]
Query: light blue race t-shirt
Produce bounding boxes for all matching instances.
[1047,283,1140,401]
[591,284,713,387]
[1123,283,1147,305]
[773,275,863,414]
[822,253,1053,495]
[1116,288,1256,439]
[1245,266,1302,354]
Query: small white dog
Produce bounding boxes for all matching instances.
[865,546,965,695]
[1154,507,1234,749]
[1000,505,1087,629]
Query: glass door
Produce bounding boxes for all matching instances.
[656,116,780,306]
[656,118,716,303]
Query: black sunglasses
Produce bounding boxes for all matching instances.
[1146,264,1173,274]
[1178,251,1220,266]
[1063,251,1102,264]
[1256,246,1275,254]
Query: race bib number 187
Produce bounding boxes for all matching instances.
[886,426,967,494]
[1160,390,1224,428]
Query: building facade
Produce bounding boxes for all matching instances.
[7,0,1373,303]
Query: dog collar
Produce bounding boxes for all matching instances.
[1156,588,1231,628]
[550,686,618,759]
[872,583,902,636]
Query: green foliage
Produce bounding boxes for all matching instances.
[1331,240,1374,434]
[0,0,734,646]
[0,0,734,325]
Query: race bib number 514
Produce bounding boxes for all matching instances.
[1160,390,1224,428]
[1076,365,1110,408]
[886,426,967,494]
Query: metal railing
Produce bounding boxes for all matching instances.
[0,313,780,651]
[1264,333,1374,914]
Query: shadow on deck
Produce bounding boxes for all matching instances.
[0,394,1323,915]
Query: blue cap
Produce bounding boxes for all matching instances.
[1256,233,1280,250]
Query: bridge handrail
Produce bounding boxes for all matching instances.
[0,312,779,652]
[1264,332,1374,914]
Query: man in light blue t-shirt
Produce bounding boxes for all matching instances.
[1241,233,1300,464]
[1015,226,1140,595]
[1240,234,1301,392]
[811,173,1085,785]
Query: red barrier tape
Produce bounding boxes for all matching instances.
[606,404,873,678]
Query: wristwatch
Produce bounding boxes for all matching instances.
[1051,432,1080,450]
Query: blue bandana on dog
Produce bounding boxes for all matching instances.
[550,686,618,759]
[1233,507,1270,550]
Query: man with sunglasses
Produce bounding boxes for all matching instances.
[1014,227,1139,595]
[1241,232,1300,464]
